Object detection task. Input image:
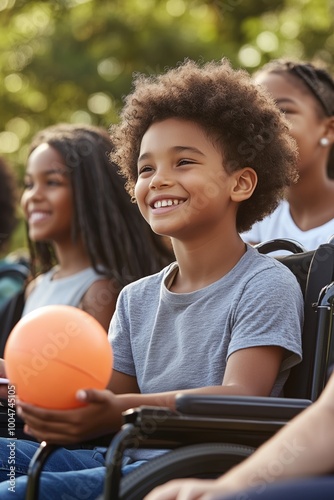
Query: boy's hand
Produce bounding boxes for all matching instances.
[16,389,123,444]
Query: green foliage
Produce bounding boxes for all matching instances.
[1,0,334,251]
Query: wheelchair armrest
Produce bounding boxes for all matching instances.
[175,394,312,420]
[119,395,312,452]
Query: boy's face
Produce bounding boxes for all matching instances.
[135,117,242,240]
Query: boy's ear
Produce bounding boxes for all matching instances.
[230,167,257,202]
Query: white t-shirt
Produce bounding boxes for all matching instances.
[242,200,334,250]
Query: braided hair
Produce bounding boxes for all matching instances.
[254,59,334,178]
[27,124,174,283]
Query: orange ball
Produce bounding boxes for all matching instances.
[4,305,113,410]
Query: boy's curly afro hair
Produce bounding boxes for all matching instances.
[111,58,298,233]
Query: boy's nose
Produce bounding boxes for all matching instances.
[149,169,173,189]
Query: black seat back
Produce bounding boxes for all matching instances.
[257,242,334,400]
[285,244,334,399]
[0,262,29,356]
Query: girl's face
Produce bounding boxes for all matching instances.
[255,71,329,174]
[134,117,254,241]
[21,143,74,244]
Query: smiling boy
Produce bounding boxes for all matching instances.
[0,59,303,499]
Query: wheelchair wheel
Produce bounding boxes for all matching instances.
[118,442,255,500]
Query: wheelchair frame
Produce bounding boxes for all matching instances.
[23,240,334,499]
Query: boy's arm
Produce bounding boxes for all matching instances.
[145,372,334,500]
[116,344,284,410]
[220,344,284,396]
[16,344,283,444]
[107,369,140,394]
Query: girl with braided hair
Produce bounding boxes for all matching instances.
[242,59,334,250]
[20,123,173,330]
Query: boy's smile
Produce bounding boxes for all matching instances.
[150,195,185,213]
[135,117,241,240]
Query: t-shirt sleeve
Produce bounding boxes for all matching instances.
[108,289,136,377]
[227,263,303,372]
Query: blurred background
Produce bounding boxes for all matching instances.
[1,0,334,252]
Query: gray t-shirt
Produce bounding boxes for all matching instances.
[109,245,303,398]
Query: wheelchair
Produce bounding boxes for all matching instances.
[23,238,334,500]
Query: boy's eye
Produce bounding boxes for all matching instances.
[23,181,33,190]
[138,165,153,174]
[178,159,191,166]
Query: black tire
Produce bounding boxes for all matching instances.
[117,442,254,500]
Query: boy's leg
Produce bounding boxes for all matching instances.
[0,438,106,481]
[0,437,148,499]
[0,466,106,500]
[0,437,107,500]
[0,438,40,480]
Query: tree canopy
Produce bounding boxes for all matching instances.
[1,0,333,174]
[1,0,333,253]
